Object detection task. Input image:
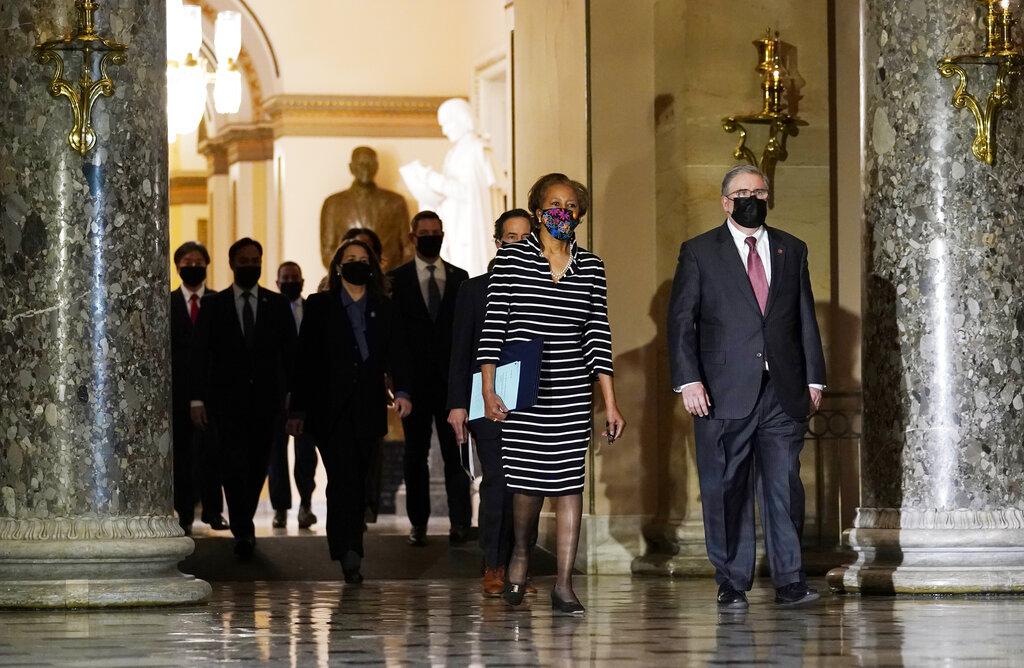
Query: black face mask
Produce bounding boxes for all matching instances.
[415,234,444,259]
[730,196,768,228]
[279,281,303,301]
[178,265,206,287]
[340,261,373,286]
[233,265,261,290]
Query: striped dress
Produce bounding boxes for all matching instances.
[477,233,614,496]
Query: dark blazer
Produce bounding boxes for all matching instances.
[170,288,198,413]
[387,259,469,395]
[446,273,498,439]
[290,290,411,442]
[667,222,826,420]
[190,286,296,417]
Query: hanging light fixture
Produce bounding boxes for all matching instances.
[213,11,242,114]
[166,3,242,141]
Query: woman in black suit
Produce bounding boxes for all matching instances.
[287,239,412,583]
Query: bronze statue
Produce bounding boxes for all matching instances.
[320,147,412,270]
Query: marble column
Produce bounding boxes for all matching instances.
[829,1,1024,593]
[0,1,210,606]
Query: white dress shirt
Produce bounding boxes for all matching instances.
[180,284,206,304]
[414,254,447,306]
[232,283,258,331]
[675,220,823,393]
[727,219,771,285]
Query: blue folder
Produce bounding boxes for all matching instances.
[468,338,543,423]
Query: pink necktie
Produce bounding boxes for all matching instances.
[745,236,768,314]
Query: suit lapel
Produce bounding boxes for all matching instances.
[440,262,459,310]
[403,263,431,320]
[715,223,761,316]
[366,295,380,360]
[329,293,354,348]
[763,227,787,317]
[254,288,273,346]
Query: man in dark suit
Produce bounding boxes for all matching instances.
[447,209,533,596]
[169,241,228,535]
[190,237,297,558]
[388,210,471,546]
[267,260,319,530]
[668,164,826,608]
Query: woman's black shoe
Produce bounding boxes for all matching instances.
[550,591,585,616]
[503,581,526,606]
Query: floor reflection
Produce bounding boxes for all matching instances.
[1,577,1023,665]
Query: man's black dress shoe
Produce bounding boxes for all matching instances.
[204,515,230,531]
[408,526,427,547]
[775,582,820,606]
[717,582,749,610]
[449,525,470,545]
[233,536,256,560]
[272,510,287,529]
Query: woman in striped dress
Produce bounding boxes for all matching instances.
[478,173,626,615]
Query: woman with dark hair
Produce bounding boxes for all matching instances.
[342,227,389,270]
[287,239,412,583]
[479,173,626,615]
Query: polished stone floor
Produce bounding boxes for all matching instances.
[2,577,1024,666]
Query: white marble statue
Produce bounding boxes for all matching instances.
[400,99,496,277]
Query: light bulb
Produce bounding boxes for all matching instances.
[180,4,203,59]
[215,11,242,66]
[172,60,208,135]
[214,67,242,114]
[166,0,185,62]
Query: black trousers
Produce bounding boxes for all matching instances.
[401,396,471,529]
[268,416,318,511]
[472,429,513,568]
[172,407,224,524]
[694,375,807,590]
[319,426,380,560]
[215,411,275,540]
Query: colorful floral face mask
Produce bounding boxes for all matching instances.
[539,207,580,241]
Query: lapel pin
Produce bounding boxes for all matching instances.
[777,248,784,254]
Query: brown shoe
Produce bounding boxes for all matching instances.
[525,580,538,595]
[482,567,505,597]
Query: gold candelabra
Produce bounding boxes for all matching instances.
[938,0,1022,165]
[722,30,803,207]
[34,1,127,156]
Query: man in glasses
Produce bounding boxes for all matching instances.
[667,164,826,609]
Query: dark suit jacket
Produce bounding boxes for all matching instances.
[170,288,198,413]
[446,273,498,439]
[290,291,411,441]
[190,286,296,418]
[387,259,468,399]
[667,222,826,419]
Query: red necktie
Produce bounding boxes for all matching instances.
[189,293,200,325]
[745,236,769,314]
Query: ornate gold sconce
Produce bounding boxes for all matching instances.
[938,0,1023,165]
[34,1,127,156]
[722,30,803,207]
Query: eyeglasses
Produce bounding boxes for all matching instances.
[728,189,769,200]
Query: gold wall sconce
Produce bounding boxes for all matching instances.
[722,30,803,207]
[34,1,127,156]
[938,0,1023,165]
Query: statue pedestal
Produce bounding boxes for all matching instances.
[0,517,210,608]
[828,509,1024,594]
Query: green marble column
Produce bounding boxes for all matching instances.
[829,0,1024,594]
[0,0,210,606]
